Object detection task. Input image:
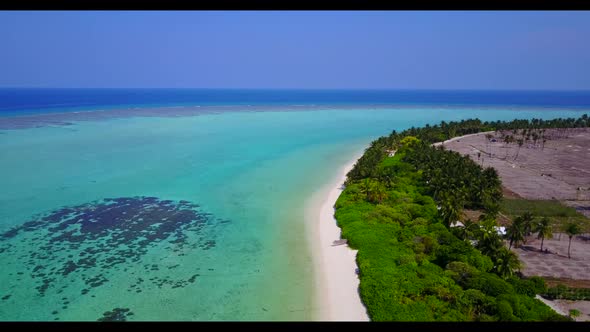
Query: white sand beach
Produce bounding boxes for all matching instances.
[306,153,369,321]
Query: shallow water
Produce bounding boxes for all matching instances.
[0,106,587,320]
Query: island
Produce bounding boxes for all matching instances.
[334,114,590,321]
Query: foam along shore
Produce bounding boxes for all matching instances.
[307,153,369,321]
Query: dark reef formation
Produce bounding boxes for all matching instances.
[0,196,230,319]
[97,308,134,321]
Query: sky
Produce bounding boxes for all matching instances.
[0,11,589,90]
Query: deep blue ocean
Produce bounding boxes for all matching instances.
[2,88,590,116]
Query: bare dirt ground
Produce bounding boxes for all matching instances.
[445,128,590,317]
[547,299,590,322]
[443,128,590,279]
[441,128,590,216]
[512,234,590,280]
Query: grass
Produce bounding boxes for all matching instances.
[501,198,583,218]
[500,198,590,232]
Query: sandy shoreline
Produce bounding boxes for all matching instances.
[306,153,369,321]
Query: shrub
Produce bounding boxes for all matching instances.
[528,276,547,294]
[445,261,480,285]
[397,254,416,266]
[465,273,514,297]
[569,309,581,318]
[507,276,539,297]
[495,300,517,321]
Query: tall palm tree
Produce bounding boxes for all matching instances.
[370,181,387,204]
[485,133,493,156]
[481,167,502,217]
[564,222,582,259]
[514,138,524,161]
[439,190,465,227]
[521,212,535,244]
[506,216,525,250]
[359,178,372,202]
[494,247,522,279]
[477,218,503,258]
[503,135,514,159]
[534,217,553,252]
[457,219,479,241]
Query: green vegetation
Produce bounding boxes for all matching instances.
[569,309,581,319]
[334,115,590,321]
[500,199,582,218]
[534,217,553,252]
[564,222,582,259]
[543,285,590,301]
[506,212,534,249]
[500,198,590,236]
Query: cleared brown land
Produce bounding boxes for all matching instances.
[443,128,590,283]
[440,128,590,207]
[513,235,590,280]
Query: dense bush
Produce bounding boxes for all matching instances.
[464,273,514,297]
[507,276,547,297]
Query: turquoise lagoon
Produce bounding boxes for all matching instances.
[0,106,586,321]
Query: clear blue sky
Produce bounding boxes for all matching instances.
[1,11,589,90]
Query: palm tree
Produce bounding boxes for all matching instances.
[532,132,539,148]
[534,217,553,252]
[359,178,372,202]
[494,247,522,279]
[485,133,493,156]
[438,190,465,227]
[457,219,478,241]
[521,212,535,243]
[503,135,514,159]
[564,222,582,259]
[476,218,503,258]
[370,181,387,204]
[514,138,524,161]
[481,167,502,218]
[506,216,525,250]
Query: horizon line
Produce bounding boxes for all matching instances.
[2,87,590,93]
